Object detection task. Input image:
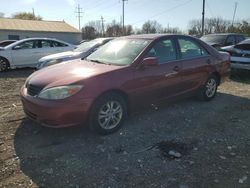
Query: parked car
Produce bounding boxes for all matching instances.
[220,39,250,70]
[0,38,75,72]
[0,40,17,47]
[21,34,230,135]
[201,33,245,49]
[36,37,113,69]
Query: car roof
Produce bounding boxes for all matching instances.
[4,37,72,49]
[203,33,244,36]
[120,34,192,40]
[16,37,65,41]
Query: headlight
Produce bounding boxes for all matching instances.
[38,59,63,69]
[38,85,83,100]
[46,59,63,66]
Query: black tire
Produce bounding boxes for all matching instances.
[199,75,218,101]
[89,92,127,135]
[0,58,9,72]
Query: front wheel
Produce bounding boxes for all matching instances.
[200,75,218,101]
[89,93,127,135]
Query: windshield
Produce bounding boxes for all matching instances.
[201,35,227,44]
[86,39,150,66]
[73,39,104,52]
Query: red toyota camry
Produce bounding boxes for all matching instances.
[21,34,230,134]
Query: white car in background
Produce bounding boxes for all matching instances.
[0,38,75,72]
[36,37,113,69]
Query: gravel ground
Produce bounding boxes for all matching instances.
[0,69,250,188]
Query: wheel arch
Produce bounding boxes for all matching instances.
[211,71,221,85]
[90,89,130,113]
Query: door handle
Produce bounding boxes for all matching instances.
[173,66,180,72]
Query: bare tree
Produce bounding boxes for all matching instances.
[106,20,123,37]
[188,17,231,36]
[82,26,96,40]
[124,25,133,36]
[141,20,162,34]
[86,21,103,37]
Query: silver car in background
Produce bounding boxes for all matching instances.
[37,37,113,69]
[221,39,250,71]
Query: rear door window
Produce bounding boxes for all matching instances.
[41,40,52,48]
[178,38,208,59]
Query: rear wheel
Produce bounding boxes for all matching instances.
[89,93,127,135]
[200,75,218,101]
[0,58,9,72]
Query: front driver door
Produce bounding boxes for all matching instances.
[131,37,183,107]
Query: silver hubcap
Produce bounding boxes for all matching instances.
[0,59,7,71]
[98,101,123,130]
[206,78,217,98]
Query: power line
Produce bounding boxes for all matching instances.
[131,0,192,25]
[206,0,214,17]
[232,2,238,26]
[75,4,83,31]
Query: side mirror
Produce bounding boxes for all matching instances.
[142,57,158,66]
[13,46,21,50]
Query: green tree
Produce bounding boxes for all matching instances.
[12,12,42,20]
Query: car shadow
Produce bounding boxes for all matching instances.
[14,92,250,187]
[230,69,250,84]
[0,68,35,78]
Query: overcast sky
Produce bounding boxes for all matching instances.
[1,0,250,31]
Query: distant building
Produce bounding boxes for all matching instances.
[0,18,81,44]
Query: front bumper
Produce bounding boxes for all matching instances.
[231,62,250,71]
[20,86,92,128]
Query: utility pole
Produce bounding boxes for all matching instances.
[32,8,35,17]
[75,4,83,31]
[201,0,205,36]
[101,16,105,36]
[232,2,238,27]
[122,0,128,35]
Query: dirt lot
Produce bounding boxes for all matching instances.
[0,69,250,188]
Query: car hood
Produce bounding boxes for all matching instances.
[27,59,124,89]
[39,51,82,62]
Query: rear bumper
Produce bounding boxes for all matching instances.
[20,86,93,128]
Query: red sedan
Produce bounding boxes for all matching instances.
[21,34,230,134]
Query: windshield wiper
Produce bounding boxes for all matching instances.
[88,59,107,65]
